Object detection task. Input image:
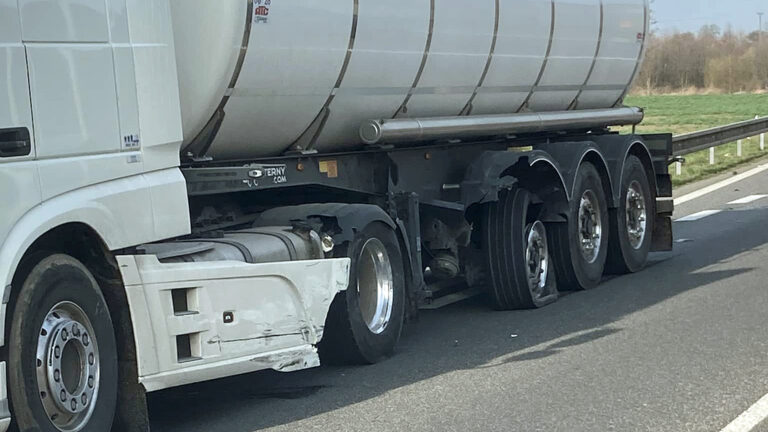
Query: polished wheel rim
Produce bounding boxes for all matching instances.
[578,189,603,264]
[357,238,394,335]
[625,180,647,250]
[525,221,550,298]
[36,302,99,432]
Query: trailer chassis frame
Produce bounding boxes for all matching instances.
[182,130,675,305]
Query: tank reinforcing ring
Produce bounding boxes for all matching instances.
[36,301,100,431]
[526,220,550,296]
[578,189,603,264]
[357,238,394,335]
[625,180,648,250]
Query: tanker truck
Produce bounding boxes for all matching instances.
[0,0,673,430]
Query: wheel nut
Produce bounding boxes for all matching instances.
[60,390,67,402]
[321,235,335,253]
[61,329,68,341]
[82,334,89,346]
[72,324,80,337]
[88,353,94,365]
[54,369,60,382]
[54,346,60,358]
[71,398,77,411]
[88,376,94,388]
[81,394,87,405]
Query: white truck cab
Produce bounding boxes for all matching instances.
[0,1,350,430]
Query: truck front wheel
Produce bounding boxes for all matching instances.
[319,223,405,364]
[9,254,118,432]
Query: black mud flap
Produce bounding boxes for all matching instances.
[652,214,674,252]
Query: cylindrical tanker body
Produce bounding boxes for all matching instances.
[170,0,649,161]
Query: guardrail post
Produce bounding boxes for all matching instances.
[676,161,682,176]
[762,133,765,151]
[737,139,742,157]
[710,147,715,165]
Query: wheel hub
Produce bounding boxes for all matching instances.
[578,189,603,263]
[625,181,647,250]
[36,302,99,431]
[357,239,394,335]
[525,221,550,295]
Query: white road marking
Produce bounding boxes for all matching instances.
[675,210,722,222]
[721,393,768,432]
[676,164,768,205]
[728,195,768,205]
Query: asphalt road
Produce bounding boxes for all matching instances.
[149,165,768,432]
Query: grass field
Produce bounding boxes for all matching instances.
[620,93,768,186]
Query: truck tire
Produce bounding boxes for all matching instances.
[8,254,118,432]
[549,162,610,290]
[607,155,654,274]
[319,222,405,364]
[481,187,559,310]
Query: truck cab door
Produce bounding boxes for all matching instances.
[17,0,145,202]
[0,0,41,246]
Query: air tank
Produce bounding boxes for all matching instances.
[170,0,649,161]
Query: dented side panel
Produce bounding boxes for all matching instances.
[117,255,350,392]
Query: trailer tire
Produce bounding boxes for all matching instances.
[9,254,118,432]
[607,155,654,274]
[481,187,559,310]
[549,162,609,290]
[319,223,405,364]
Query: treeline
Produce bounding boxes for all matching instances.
[634,26,768,93]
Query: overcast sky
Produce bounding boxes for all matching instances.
[654,0,766,34]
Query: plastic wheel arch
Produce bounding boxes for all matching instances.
[593,137,658,208]
[461,144,616,219]
[534,138,657,211]
[461,150,569,211]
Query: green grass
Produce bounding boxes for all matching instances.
[618,93,768,186]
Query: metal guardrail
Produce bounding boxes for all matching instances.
[672,116,768,156]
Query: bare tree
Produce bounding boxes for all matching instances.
[633,25,768,93]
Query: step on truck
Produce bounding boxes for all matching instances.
[0,0,672,430]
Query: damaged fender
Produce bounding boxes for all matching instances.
[117,255,350,392]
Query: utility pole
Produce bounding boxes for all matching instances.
[759,12,764,88]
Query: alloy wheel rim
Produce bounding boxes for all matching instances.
[525,220,550,298]
[578,189,603,264]
[357,238,394,335]
[36,301,100,432]
[625,180,647,250]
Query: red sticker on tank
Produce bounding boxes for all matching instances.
[254,1,269,24]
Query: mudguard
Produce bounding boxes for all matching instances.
[591,134,656,205]
[461,150,556,207]
[533,141,612,204]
